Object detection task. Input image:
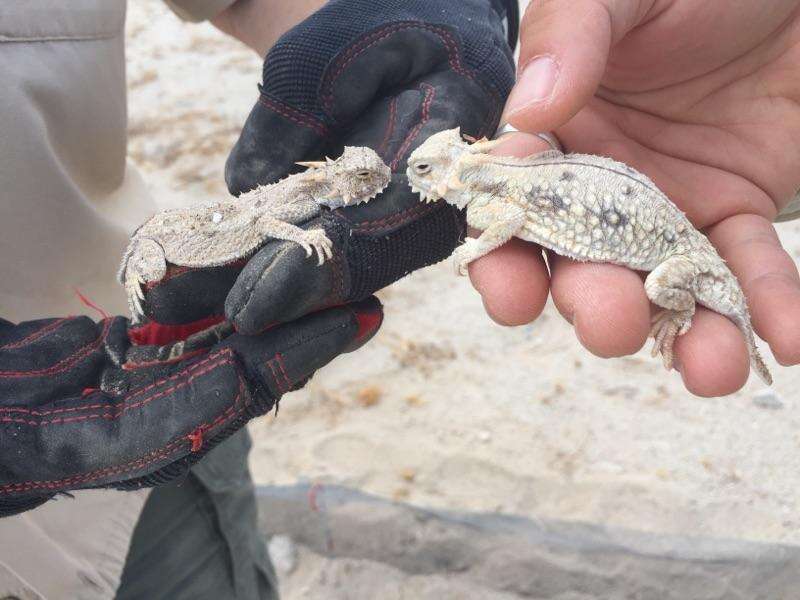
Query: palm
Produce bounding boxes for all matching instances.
[473,0,800,396]
[559,0,800,226]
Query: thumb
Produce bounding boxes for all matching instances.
[503,0,647,132]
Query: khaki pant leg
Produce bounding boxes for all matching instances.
[0,0,156,322]
[0,2,152,598]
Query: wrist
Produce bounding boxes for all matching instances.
[212,0,327,57]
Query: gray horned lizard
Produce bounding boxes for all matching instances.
[120,146,390,322]
[406,128,772,385]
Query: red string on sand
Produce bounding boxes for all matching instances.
[74,288,110,320]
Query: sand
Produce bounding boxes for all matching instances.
[126,0,800,560]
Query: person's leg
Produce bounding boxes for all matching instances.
[116,429,278,600]
[0,3,152,598]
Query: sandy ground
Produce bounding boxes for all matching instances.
[126,0,800,576]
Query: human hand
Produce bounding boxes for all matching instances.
[470,0,800,396]
[0,298,381,517]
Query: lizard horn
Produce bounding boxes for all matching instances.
[296,161,326,169]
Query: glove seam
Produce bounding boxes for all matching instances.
[0,318,70,350]
[0,319,112,379]
[376,96,399,160]
[389,82,435,171]
[318,21,502,136]
[257,93,329,138]
[0,378,251,495]
[0,348,236,421]
[269,320,350,357]
[265,353,292,394]
[339,199,441,232]
[231,243,297,324]
[320,22,475,116]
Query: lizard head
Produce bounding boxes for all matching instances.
[406,128,500,208]
[300,146,390,209]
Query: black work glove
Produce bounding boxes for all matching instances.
[0,298,382,517]
[140,0,517,334]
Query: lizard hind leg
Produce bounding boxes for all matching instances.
[123,238,167,323]
[644,257,698,371]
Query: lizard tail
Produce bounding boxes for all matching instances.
[732,314,773,386]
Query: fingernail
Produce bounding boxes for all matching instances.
[503,56,559,120]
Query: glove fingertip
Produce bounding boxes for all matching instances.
[344,296,384,353]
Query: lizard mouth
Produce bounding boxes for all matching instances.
[337,187,386,207]
[409,183,441,204]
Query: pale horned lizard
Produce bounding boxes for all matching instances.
[120,146,390,322]
[407,129,772,385]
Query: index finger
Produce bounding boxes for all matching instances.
[707,214,800,366]
[466,132,552,326]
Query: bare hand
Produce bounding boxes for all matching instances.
[471,0,800,396]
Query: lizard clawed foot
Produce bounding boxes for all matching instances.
[126,274,147,324]
[452,238,482,276]
[650,310,693,370]
[298,229,334,266]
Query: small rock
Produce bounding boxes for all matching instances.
[400,467,416,482]
[753,389,784,410]
[268,535,298,575]
[477,430,492,443]
[404,394,424,407]
[356,386,382,408]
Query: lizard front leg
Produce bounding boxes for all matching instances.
[455,201,527,276]
[254,213,333,266]
[644,255,699,370]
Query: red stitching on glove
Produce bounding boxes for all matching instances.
[0,380,249,494]
[257,95,328,137]
[266,359,285,394]
[0,319,69,351]
[346,200,439,233]
[0,348,235,419]
[321,22,474,115]
[0,320,111,379]
[274,353,292,391]
[266,353,292,394]
[377,96,398,161]
[390,83,435,171]
[0,440,186,494]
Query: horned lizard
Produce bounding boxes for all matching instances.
[406,129,772,385]
[120,146,390,322]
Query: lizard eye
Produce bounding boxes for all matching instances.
[413,163,431,175]
[355,170,371,180]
